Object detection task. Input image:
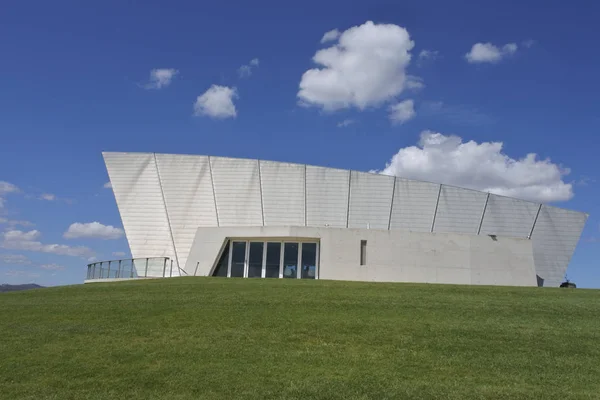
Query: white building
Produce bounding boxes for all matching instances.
[102,152,588,287]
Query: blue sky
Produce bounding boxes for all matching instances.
[1,0,599,287]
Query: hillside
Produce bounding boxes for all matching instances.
[0,283,44,293]
[0,278,599,399]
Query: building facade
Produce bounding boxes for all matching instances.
[104,152,588,287]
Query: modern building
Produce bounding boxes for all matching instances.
[100,152,588,287]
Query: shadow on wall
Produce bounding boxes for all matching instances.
[536,275,544,287]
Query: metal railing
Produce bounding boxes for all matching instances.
[86,257,188,281]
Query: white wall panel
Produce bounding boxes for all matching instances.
[389,179,439,232]
[306,166,349,228]
[155,154,217,270]
[531,206,588,287]
[480,195,539,238]
[103,152,176,273]
[434,186,488,234]
[210,157,263,227]
[259,160,305,226]
[348,172,395,229]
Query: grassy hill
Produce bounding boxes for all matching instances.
[1,278,599,400]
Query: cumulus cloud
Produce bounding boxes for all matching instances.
[298,21,414,111]
[112,251,127,257]
[388,100,416,124]
[193,85,238,119]
[238,58,260,78]
[2,230,94,257]
[144,68,179,89]
[63,222,124,240]
[320,29,341,43]
[103,182,112,189]
[337,119,355,128]
[39,193,56,201]
[379,131,573,203]
[465,42,517,63]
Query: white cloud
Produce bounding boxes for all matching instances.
[144,68,178,89]
[0,218,34,228]
[406,75,425,91]
[337,119,355,128]
[4,269,40,278]
[238,58,260,78]
[418,50,438,63]
[112,251,127,257]
[379,131,573,203]
[40,193,56,201]
[63,222,124,240]
[193,85,238,119]
[4,229,41,241]
[0,181,20,195]
[88,256,98,263]
[40,263,65,271]
[103,182,112,189]
[2,230,94,257]
[0,254,31,265]
[298,21,414,111]
[388,100,416,124]
[465,42,518,63]
[0,181,20,209]
[320,29,341,43]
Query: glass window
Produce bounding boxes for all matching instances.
[301,243,317,279]
[247,242,263,278]
[360,240,367,266]
[212,243,230,277]
[230,241,246,277]
[283,242,298,279]
[265,242,281,278]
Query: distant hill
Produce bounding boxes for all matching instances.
[0,284,44,293]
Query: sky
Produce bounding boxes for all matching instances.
[1,0,599,287]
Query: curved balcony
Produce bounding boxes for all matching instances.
[85,257,187,283]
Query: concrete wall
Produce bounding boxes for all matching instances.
[185,226,537,287]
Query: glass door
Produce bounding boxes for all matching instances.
[247,242,264,278]
[229,241,246,277]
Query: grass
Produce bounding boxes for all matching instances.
[1,277,599,400]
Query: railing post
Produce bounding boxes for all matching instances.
[100,262,103,279]
[194,262,199,276]
[130,259,134,278]
[170,260,173,277]
[117,260,122,278]
[163,259,167,277]
[145,258,149,277]
[107,261,111,278]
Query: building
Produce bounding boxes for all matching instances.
[102,152,588,287]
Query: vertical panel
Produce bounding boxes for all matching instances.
[305,166,349,228]
[531,206,588,287]
[155,154,218,270]
[103,152,176,273]
[389,179,439,232]
[479,195,539,238]
[348,172,395,229]
[433,185,488,234]
[210,157,263,227]
[259,160,305,226]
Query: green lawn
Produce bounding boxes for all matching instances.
[1,278,599,400]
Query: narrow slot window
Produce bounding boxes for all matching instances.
[360,240,367,266]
